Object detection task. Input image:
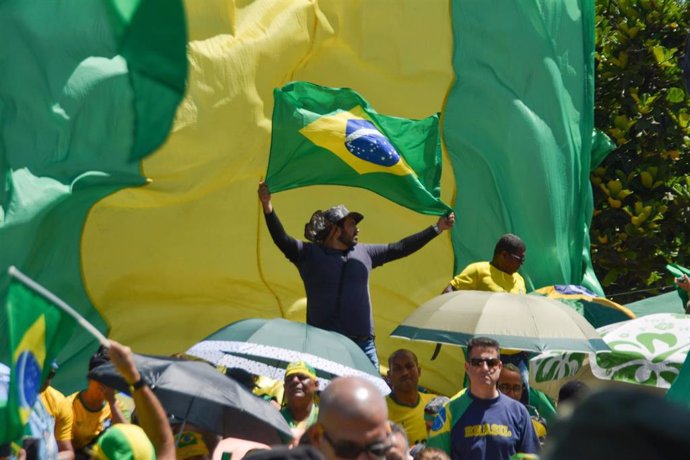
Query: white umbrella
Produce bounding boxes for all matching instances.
[531,313,690,389]
[186,318,390,395]
[391,290,608,353]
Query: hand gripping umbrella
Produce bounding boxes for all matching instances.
[88,354,293,445]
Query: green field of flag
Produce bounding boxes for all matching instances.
[0,275,77,442]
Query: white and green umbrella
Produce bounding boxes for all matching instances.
[186,318,389,394]
[391,290,609,353]
[531,313,690,389]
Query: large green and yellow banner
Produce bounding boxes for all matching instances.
[0,0,603,397]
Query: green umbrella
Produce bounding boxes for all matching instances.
[186,318,388,394]
[391,290,608,353]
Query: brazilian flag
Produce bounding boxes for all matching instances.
[266,81,452,216]
[0,274,77,442]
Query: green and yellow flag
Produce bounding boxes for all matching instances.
[266,82,452,216]
[0,273,77,442]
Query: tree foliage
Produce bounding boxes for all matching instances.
[591,0,690,303]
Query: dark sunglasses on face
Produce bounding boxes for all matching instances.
[507,252,525,263]
[322,430,392,459]
[470,358,500,368]
[498,383,524,393]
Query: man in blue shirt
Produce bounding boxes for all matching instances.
[427,337,540,460]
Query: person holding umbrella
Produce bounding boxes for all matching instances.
[258,181,454,370]
[91,340,176,460]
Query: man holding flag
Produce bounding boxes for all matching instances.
[258,181,454,370]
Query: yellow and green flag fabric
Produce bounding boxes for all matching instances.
[0,276,77,443]
[0,0,187,393]
[267,82,451,216]
[1,0,608,397]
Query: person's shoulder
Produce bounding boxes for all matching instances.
[420,392,438,404]
[42,386,68,408]
[47,385,67,399]
[498,394,531,416]
[464,261,490,272]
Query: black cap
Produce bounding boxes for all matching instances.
[323,205,363,225]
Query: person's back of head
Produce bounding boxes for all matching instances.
[542,389,690,460]
[90,424,155,460]
[557,380,589,407]
[413,447,450,460]
[244,445,325,460]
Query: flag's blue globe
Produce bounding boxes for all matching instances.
[345,119,400,166]
[15,351,41,413]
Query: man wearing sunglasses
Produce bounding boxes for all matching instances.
[309,376,393,460]
[442,234,526,294]
[427,337,539,460]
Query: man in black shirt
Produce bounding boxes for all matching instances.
[258,180,454,370]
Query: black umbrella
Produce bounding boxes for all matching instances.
[88,354,292,445]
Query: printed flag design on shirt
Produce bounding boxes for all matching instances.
[267,81,451,216]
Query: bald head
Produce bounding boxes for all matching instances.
[312,377,390,460]
[319,376,388,423]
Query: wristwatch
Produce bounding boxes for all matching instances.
[128,377,147,393]
[432,223,441,234]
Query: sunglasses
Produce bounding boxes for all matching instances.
[498,383,524,394]
[469,358,501,368]
[322,430,392,459]
[507,252,525,263]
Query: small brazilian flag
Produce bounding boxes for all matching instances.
[266,81,452,216]
[0,274,77,442]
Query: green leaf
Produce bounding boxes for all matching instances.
[666,87,686,103]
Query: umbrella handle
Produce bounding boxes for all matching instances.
[431,343,442,361]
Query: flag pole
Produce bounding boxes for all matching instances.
[8,266,109,347]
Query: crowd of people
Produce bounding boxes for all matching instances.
[5,187,690,460]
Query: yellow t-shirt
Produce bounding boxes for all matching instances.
[449,262,526,293]
[386,392,437,445]
[67,392,113,450]
[40,386,73,442]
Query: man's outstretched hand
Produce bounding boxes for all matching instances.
[258,180,273,214]
[437,212,455,232]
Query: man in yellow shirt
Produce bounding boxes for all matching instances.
[386,349,437,446]
[68,347,126,453]
[443,234,526,294]
[39,362,74,459]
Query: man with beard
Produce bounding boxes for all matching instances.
[258,181,454,369]
[280,361,319,432]
[427,337,539,460]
